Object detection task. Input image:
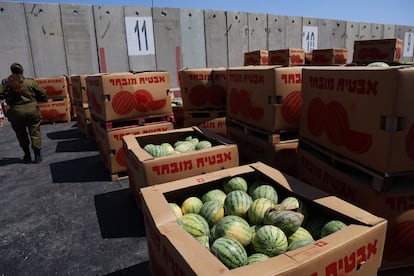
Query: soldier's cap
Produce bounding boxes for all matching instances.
[11,63,24,74]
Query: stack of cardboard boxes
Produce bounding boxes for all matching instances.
[178,68,228,137]
[70,75,93,138]
[297,38,414,271]
[86,71,175,180]
[35,76,71,124]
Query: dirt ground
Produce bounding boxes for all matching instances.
[0,119,151,275]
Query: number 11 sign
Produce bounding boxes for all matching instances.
[125,17,155,56]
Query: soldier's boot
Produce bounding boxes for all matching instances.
[23,147,32,163]
[34,148,42,163]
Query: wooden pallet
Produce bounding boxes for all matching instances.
[299,137,414,192]
[226,117,298,144]
[111,171,129,181]
[94,113,175,131]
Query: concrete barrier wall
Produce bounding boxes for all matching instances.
[1,1,413,87]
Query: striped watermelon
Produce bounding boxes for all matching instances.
[263,209,304,237]
[250,184,278,204]
[247,253,269,264]
[185,136,200,146]
[174,141,196,153]
[199,200,225,227]
[181,196,203,214]
[247,198,273,225]
[211,237,248,269]
[279,196,309,224]
[223,176,248,193]
[287,227,314,251]
[215,215,252,247]
[169,202,183,218]
[177,213,210,237]
[287,237,314,251]
[224,190,253,218]
[321,220,347,237]
[247,180,272,196]
[251,225,288,257]
[195,235,210,250]
[196,140,212,150]
[201,189,227,204]
[160,143,175,156]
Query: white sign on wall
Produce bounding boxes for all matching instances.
[125,17,155,56]
[403,32,414,57]
[302,26,318,51]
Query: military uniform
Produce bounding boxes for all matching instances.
[0,72,47,163]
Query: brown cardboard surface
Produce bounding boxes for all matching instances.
[122,127,239,197]
[140,162,387,275]
[227,66,303,132]
[179,68,227,111]
[86,71,172,122]
[353,38,403,64]
[39,97,71,123]
[74,103,93,137]
[244,50,269,66]
[93,119,174,174]
[70,75,88,104]
[299,65,414,174]
[297,145,414,270]
[268,48,305,66]
[35,76,69,99]
[311,48,348,65]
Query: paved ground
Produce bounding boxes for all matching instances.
[0,119,152,275]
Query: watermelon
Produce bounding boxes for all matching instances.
[177,213,210,237]
[263,209,304,237]
[199,200,225,227]
[201,189,227,204]
[247,180,272,196]
[211,237,248,269]
[224,190,253,218]
[247,198,273,225]
[195,235,210,250]
[223,176,248,193]
[214,215,252,247]
[174,141,196,153]
[250,184,278,204]
[287,227,314,251]
[247,253,269,264]
[321,220,347,237]
[196,140,212,150]
[181,196,203,214]
[304,217,329,240]
[169,202,183,218]
[287,237,314,251]
[143,144,156,155]
[185,136,200,146]
[251,225,288,257]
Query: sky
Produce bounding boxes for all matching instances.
[7,0,414,26]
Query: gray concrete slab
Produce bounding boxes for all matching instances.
[0,119,151,275]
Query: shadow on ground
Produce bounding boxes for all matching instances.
[50,155,111,182]
[94,188,146,238]
[105,260,152,276]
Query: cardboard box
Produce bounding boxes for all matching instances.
[93,119,174,174]
[268,48,305,66]
[227,66,303,132]
[140,162,387,275]
[297,145,414,270]
[305,51,312,64]
[244,50,269,66]
[353,38,403,64]
[227,123,298,176]
[299,66,414,174]
[179,68,227,111]
[74,103,93,137]
[183,110,227,137]
[39,97,71,123]
[86,71,172,122]
[35,76,69,99]
[70,75,88,104]
[122,127,239,198]
[311,48,348,65]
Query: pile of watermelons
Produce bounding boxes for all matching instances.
[169,175,348,269]
[143,136,212,157]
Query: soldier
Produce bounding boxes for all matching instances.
[0,63,47,163]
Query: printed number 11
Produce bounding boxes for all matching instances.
[134,19,148,51]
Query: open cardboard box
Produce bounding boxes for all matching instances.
[140,162,387,275]
[122,127,239,200]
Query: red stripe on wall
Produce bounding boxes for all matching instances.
[176,46,181,87]
[99,48,107,73]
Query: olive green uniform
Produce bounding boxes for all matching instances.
[0,76,47,151]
